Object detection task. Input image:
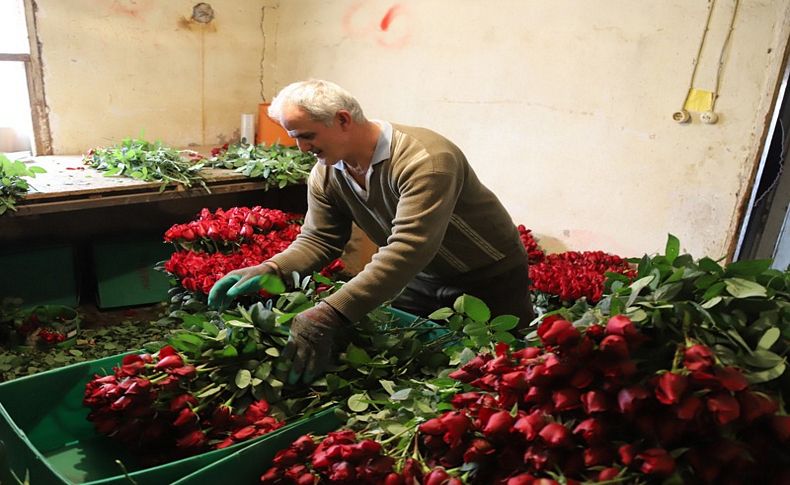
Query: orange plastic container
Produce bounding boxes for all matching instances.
[256,103,296,147]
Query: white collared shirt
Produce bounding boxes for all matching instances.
[334,120,392,200]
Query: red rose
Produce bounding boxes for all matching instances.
[706,392,741,425]
[597,468,620,481]
[675,395,703,420]
[537,318,580,347]
[617,385,650,414]
[573,417,605,444]
[169,393,197,412]
[463,437,495,463]
[605,315,637,338]
[599,335,629,359]
[638,448,676,476]
[176,429,207,449]
[655,372,688,405]
[507,473,536,485]
[384,473,405,485]
[683,344,715,372]
[618,443,637,465]
[514,410,546,441]
[424,468,450,485]
[581,390,610,414]
[772,415,790,441]
[538,422,572,448]
[714,367,748,392]
[584,446,614,467]
[483,410,514,437]
[173,408,198,427]
[738,391,779,423]
[552,388,581,411]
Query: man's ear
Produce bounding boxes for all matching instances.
[336,110,353,130]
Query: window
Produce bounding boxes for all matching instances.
[0,0,49,155]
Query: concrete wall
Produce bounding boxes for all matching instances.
[35,0,264,152]
[32,0,790,259]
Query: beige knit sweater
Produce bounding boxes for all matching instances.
[268,123,526,322]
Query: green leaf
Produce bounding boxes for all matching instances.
[492,331,516,344]
[259,274,286,294]
[665,234,680,264]
[197,385,224,398]
[345,344,372,365]
[698,257,724,274]
[725,259,772,277]
[428,307,454,320]
[701,296,722,309]
[745,362,786,385]
[265,347,280,357]
[741,349,785,369]
[390,388,412,401]
[454,295,490,322]
[235,369,252,389]
[348,393,369,412]
[702,282,726,300]
[462,321,487,337]
[724,278,767,298]
[490,315,519,332]
[757,328,781,349]
[626,275,655,307]
[379,379,396,396]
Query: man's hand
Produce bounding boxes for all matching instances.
[282,301,347,385]
[207,263,277,312]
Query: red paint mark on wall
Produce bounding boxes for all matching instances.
[342,1,412,49]
[379,5,401,31]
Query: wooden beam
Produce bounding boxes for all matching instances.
[0,53,30,62]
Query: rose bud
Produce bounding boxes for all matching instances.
[292,435,317,456]
[772,415,790,442]
[260,467,281,483]
[584,446,614,467]
[329,461,355,482]
[598,467,620,481]
[440,412,471,447]
[296,473,316,485]
[573,417,605,444]
[507,473,536,485]
[675,395,703,420]
[618,443,637,466]
[483,410,514,437]
[605,315,637,338]
[552,388,581,411]
[599,335,630,359]
[569,368,595,389]
[617,385,650,414]
[176,429,207,449]
[537,318,580,347]
[169,393,198,412]
[714,366,748,392]
[581,390,610,414]
[424,468,450,485]
[538,422,572,448]
[231,425,258,441]
[447,479,464,485]
[273,448,300,467]
[523,445,550,470]
[154,354,183,370]
[420,417,445,436]
[502,371,529,390]
[384,473,405,485]
[513,346,542,362]
[706,392,741,425]
[173,407,198,427]
[110,395,134,411]
[514,410,546,441]
[683,344,715,372]
[158,345,178,357]
[655,372,688,405]
[284,464,309,481]
[531,479,560,485]
[448,369,476,383]
[738,390,779,423]
[638,448,676,476]
[463,437,495,463]
[402,458,424,483]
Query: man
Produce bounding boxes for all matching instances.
[208,79,532,384]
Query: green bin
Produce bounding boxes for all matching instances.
[0,354,332,485]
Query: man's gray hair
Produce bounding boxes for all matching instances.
[268,79,366,125]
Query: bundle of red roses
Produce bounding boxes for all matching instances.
[162,206,345,296]
[528,251,635,303]
[428,315,790,484]
[517,225,545,265]
[83,345,284,465]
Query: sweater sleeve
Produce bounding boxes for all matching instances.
[268,168,352,277]
[324,151,463,321]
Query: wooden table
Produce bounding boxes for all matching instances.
[9,155,276,216]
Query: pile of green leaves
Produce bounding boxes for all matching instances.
[0,154,45,215]
[549,235,790,400]
[83,138,207,192]
[0,310,178,382]
[206,143,315,190]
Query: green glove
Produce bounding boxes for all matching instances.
[207,274,262,312]
[282,301,347,385]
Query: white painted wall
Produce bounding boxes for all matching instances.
[35,0,264,153]
[33,0,790,259]
[267,0,790,259]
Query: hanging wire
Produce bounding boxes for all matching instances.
[711,0,740,110]
[681,0,716,109]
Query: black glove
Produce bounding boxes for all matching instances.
[282,301,347,385]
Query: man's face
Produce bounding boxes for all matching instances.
[281,104,348,166]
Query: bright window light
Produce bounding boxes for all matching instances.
[0,0,29,54]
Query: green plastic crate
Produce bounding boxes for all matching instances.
[0,353,332,485]
[0,245,78,307]
[92,238,173,309]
